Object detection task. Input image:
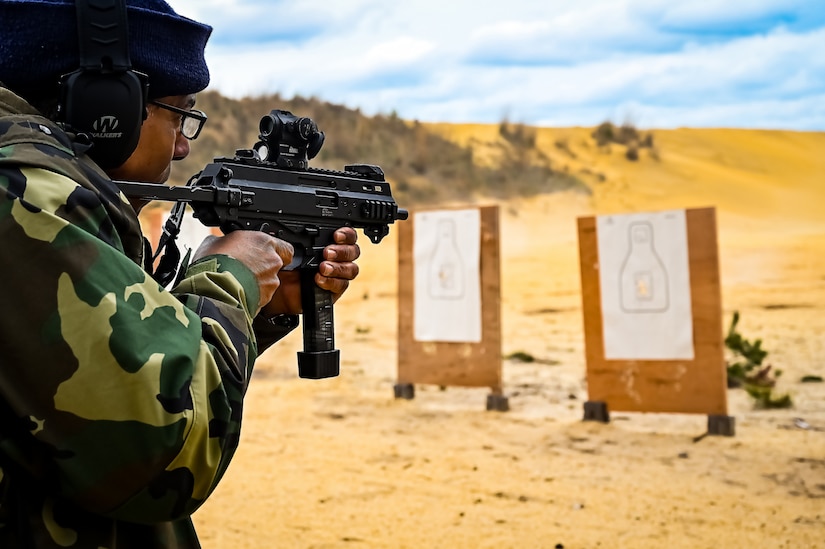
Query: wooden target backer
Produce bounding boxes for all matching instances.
[397,205,502,391]
[577,207,727,415]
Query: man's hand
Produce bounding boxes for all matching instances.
[261,227,361,316]
[192,231,294,314]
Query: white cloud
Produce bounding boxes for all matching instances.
[361,37,436,70]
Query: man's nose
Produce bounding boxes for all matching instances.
[173,132,190,161]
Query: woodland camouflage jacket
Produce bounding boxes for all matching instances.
[0,87,295,548]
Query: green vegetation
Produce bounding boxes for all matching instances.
[504,351,560,366]
[724,311,792,409]
[171,92,589,207]
[505,351,536,363]
[591,120,657,161]
[498,119,537,149]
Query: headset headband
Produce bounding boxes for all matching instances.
[74,0,131,72]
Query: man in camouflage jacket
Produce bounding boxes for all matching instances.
[0,1,361,547]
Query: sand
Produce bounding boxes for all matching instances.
[180,126,825,548]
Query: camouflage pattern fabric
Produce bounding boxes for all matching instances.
[0,87,293,548]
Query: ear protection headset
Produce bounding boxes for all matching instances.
[59,0,148,169]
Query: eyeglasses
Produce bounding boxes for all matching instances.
[149,100,208,140]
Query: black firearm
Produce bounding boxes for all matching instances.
[117,109,408,380]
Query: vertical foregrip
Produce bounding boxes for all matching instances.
[297,268,340,379]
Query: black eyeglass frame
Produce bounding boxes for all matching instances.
[149,100,207,140]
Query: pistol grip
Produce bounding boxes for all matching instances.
[297,268,340,379]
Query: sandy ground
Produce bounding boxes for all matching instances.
[183,127,825,548]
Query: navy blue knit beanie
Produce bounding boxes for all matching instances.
[0,0,212,99]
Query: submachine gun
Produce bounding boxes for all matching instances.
[117,109,408,380]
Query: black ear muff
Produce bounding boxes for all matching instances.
[61,68,147,169]
[60,0,148,170]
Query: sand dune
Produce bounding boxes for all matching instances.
[180,126,825,548]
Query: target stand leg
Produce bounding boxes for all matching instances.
[707,415,736,437]
[486,392,510,412]
[583,401,610,423]
[393,383,415,400]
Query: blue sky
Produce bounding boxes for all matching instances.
[171,0,825,130]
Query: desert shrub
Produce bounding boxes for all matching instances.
[505,351,536,363]
[592,120,657,161]
[499,119,537,149]
[725,311,792,409]
[616,123,640,145]
[592,122,615,146]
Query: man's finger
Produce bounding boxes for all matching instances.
[319,261,359,280]
[316,273,350,297]
[324,243,360,263]
[334,227,358,245]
